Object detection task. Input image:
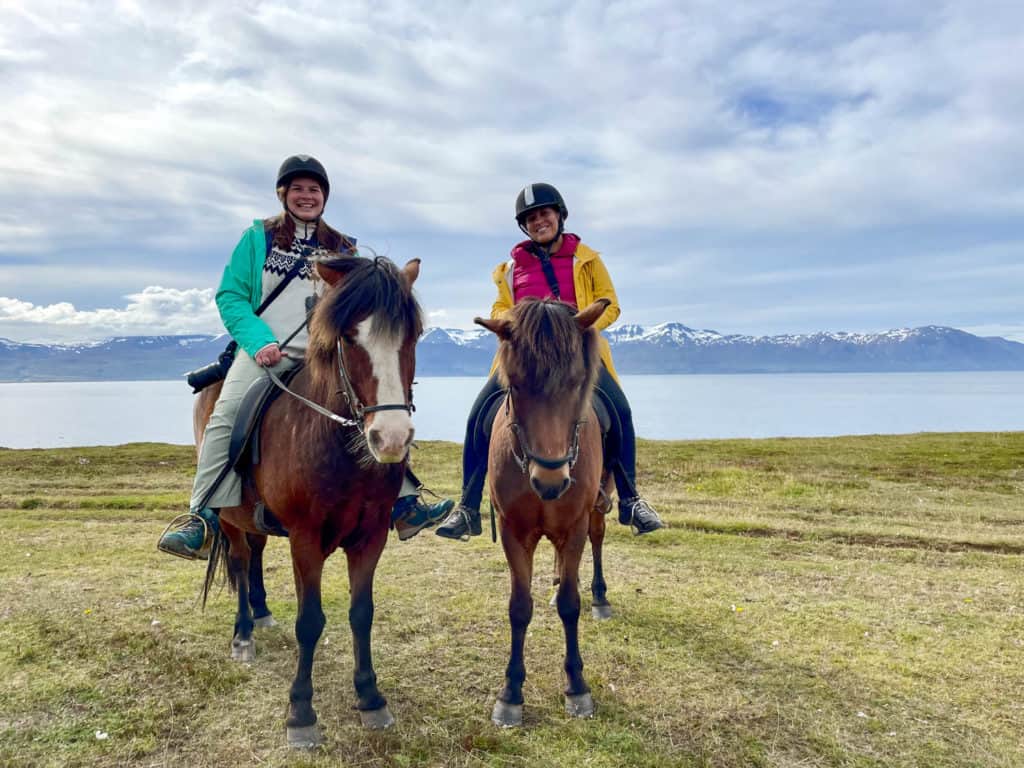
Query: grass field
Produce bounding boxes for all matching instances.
[1,433,1022,767]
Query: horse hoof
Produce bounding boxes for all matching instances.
[231,638,256,662]
[287,724,323,749]
[565,692,595,718]
[491,700,523,728]
[253,614,277,629]
[360,705,395,730]
[591,604,613,621]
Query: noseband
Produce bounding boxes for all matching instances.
[506,394,584,475]
[333,338,413,426]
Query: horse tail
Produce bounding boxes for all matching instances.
[200,527,231,609]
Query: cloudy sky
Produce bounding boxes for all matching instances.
[1,0,1021,343]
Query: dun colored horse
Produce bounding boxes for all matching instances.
[196,255,422,747]
[476,297,614,727]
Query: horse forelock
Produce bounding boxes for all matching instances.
[309,257,422,363]
[499,299,595,400]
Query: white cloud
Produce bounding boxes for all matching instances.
[0,287,221,341]
[0,0,1021,343]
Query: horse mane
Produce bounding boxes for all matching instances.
[307,255,423,396]
[497,298,600,399]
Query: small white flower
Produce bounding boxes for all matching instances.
[95,730,109,740]
[856,711,868,718]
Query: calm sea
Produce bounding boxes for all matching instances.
[1,372,1022,449]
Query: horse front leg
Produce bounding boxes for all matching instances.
[346,524,393,729]
[493,528,537,727]
[589,505,612,620]
[247,532,277,628]
[556,533,594,718]
[285,531,327,749]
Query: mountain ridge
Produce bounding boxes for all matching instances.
[2,324,1022,382]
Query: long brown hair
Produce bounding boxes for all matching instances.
[264,185,356,253]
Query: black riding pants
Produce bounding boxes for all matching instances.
[458,365,640,511]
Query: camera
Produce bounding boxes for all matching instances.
[186,341,237,393]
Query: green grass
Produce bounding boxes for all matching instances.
[0,433,1022,767]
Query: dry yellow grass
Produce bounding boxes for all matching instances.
[1,433,1022,767]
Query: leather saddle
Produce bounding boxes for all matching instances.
[222,364,305,536]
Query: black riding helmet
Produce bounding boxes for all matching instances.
[515,182,567,224]
[276,155,330,201]
[515,183,567,247]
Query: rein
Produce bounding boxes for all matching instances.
[506,395,585,474]
[263,253,413,432]
[266,339,412,434]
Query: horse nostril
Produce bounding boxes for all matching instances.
[531,475,570,501]
[367,428,384,452]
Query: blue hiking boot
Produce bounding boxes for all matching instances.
[392,493,454,541]
[158,508,219,560]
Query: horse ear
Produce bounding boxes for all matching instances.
[316,262,346,287]
[575,299,611,330]
[401,258,421,287]
[475,316,512,340]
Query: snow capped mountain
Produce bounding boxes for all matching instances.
[1,323,1022,382]
[419,323,1024,375]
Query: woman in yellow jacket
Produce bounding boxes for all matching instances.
[436,183,664,539]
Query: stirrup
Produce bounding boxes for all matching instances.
[156,513,214,560]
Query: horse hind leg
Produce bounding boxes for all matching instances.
[589,501,612,621]
[220,524,257,663]
[549,549,562,607]
[246,532,277,628]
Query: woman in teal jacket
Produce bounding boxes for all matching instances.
[158,155,451,559]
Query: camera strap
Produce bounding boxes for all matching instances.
[255,256,307,316]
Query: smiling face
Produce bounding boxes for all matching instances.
[523,206,561,244]
[283,176,325,221]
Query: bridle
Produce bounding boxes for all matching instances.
[267,336,412,434]
[505,392,585,475]
[333,337,413,425]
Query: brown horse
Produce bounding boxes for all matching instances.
[196,255,423,747]
[475,297,614,727]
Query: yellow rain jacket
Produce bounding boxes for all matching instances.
[489,242,621,382]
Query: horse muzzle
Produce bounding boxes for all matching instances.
[365,415,414,463]
[529,465,572,501]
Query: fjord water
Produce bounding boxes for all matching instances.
[1,372,1022,449]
